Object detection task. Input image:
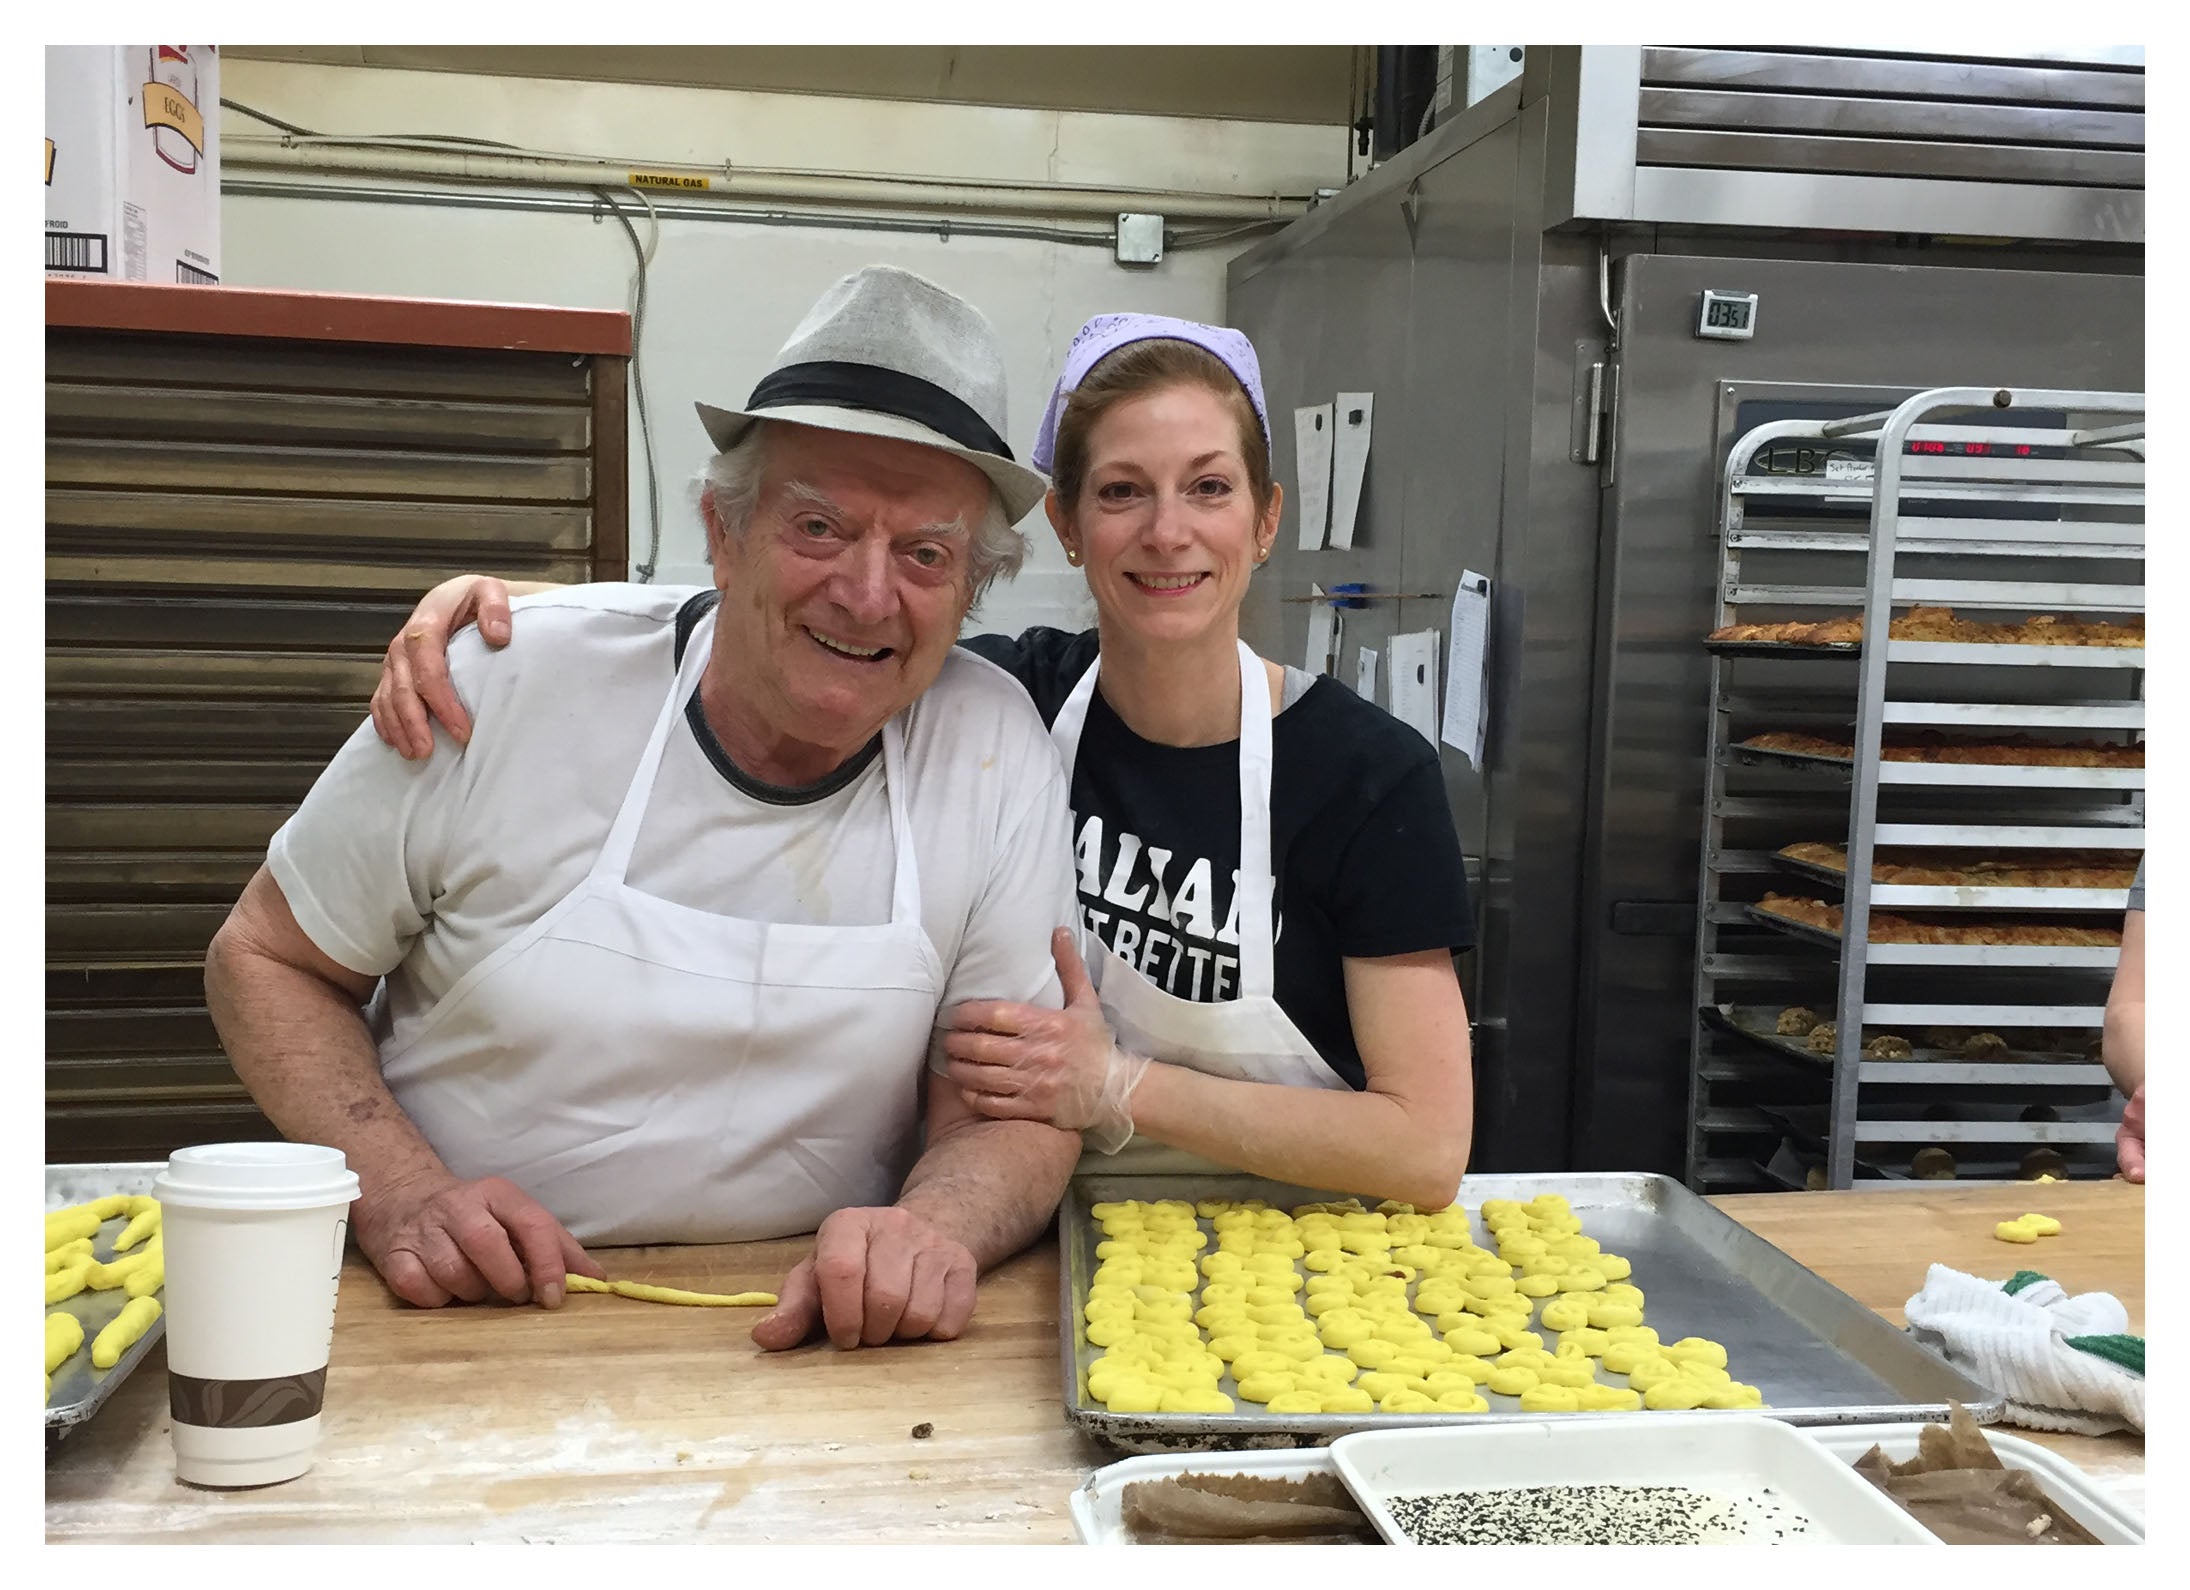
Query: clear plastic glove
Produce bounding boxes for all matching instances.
[942,928,1152,1153]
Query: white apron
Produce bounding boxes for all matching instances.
[1051,639,1348,1177]
[377,611,944,1245]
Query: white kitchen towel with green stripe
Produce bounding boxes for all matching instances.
[1903,1264,2144,1436]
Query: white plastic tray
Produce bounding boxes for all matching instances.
[1328,1416,1938,1545]
[1810,1422,2143,1543]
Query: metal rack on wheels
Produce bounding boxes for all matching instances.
[1688,387,2144,1192]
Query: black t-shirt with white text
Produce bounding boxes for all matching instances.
[960,626,1473,1089]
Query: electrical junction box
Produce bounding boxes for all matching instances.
[46,45,222,283]
[1115,212,1164,268]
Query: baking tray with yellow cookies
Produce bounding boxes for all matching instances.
[1059,1172,1997,1454]
[46,1162,168,1443]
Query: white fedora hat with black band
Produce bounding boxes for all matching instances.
[695,264,1048,523]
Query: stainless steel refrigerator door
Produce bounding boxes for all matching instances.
[1579,254,2143,1174]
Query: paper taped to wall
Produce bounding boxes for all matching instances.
[1330,392,1372,550]
[1303,585,1340,675]
[1355,646,1379,703]
[1388,629,1440,745]
[1441,570,1492,768]
[1293,403,1334,552]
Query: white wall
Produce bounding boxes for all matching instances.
[216,60,1344,636]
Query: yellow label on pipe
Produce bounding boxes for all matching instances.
[627,171,709,191]
[143,84,206,154]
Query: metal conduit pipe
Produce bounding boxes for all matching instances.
[224,138,1312,224]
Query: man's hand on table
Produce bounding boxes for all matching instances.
[355,1168,606,1309]
[751,1206,978,1351]
[2116,1083,2145,1183]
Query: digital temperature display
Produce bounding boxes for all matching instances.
[1908,439,2036,457]
[1695,289,1759,341]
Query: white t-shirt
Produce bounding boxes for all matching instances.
[268,584,1077,1057]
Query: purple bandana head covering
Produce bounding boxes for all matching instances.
[1030,312,1272,476]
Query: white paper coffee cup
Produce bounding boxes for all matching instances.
[154,1143,360,1489]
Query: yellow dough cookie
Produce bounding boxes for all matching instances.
[1539,1298,1591,1333]
[1702,1383,1766,1410]
[1435,1389,1491,1413]
[1586,1301,1644,1330]
[1643,1381,1709,1411]
[1378,1389,1440,1413]
[111,1201,162,1254]
[91,1296,163,1369]
[1319,1386,1376,1413]
[1578,1384,1644,1412]
[1667,1338,1729,1370]
[1486,1365,1540,1396]
[1235,1372,1301,1404]
[46,1311,86,1375]
[1262,1390,1329,1415]
[1518,1383,1582,1412]
[1513,1274,1561,1299]
[2017,1214,2062,1236]
[1993,1221,2041,1244]
[46,1261,92,1306]
[44,1239,94,1272]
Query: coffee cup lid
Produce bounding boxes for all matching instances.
[155,1142,362,1211]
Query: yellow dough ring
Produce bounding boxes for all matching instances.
[565,1274,778,1307]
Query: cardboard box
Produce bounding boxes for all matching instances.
[46,45,220,283]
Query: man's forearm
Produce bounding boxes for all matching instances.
[896,1119,1077,1272]
[205,935,450,1202]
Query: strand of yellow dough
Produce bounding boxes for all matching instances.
[112,1201,162,1254]
[564,1274,777,1307]
[92,1296,163,1369]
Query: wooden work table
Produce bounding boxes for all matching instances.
[45,1181,2142,1543]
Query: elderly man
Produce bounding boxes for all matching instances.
[204,266,1083,1351]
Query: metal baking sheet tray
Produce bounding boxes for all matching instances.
[1732,743,2143,789]
[1059,1171,1999,1454]
[1771,850,2133,911]
[1743,904,2124,968]
[1703,1005,2097,1076]
[1732,741,1856,774]
[46,1162,167,1440]
[1706,639,1864,660]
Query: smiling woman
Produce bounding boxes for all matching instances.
[940,314,1479,1209]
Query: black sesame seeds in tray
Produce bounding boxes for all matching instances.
[1385,1483,1816,1545]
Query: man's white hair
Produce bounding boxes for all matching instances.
[697,421,1024,601]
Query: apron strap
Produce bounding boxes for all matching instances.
[1231,640,1278,999]
[879,715,922,926]
[595,605,718,882]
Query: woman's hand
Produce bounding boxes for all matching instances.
[369,575,515,759]
[942,928,1150,1151]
